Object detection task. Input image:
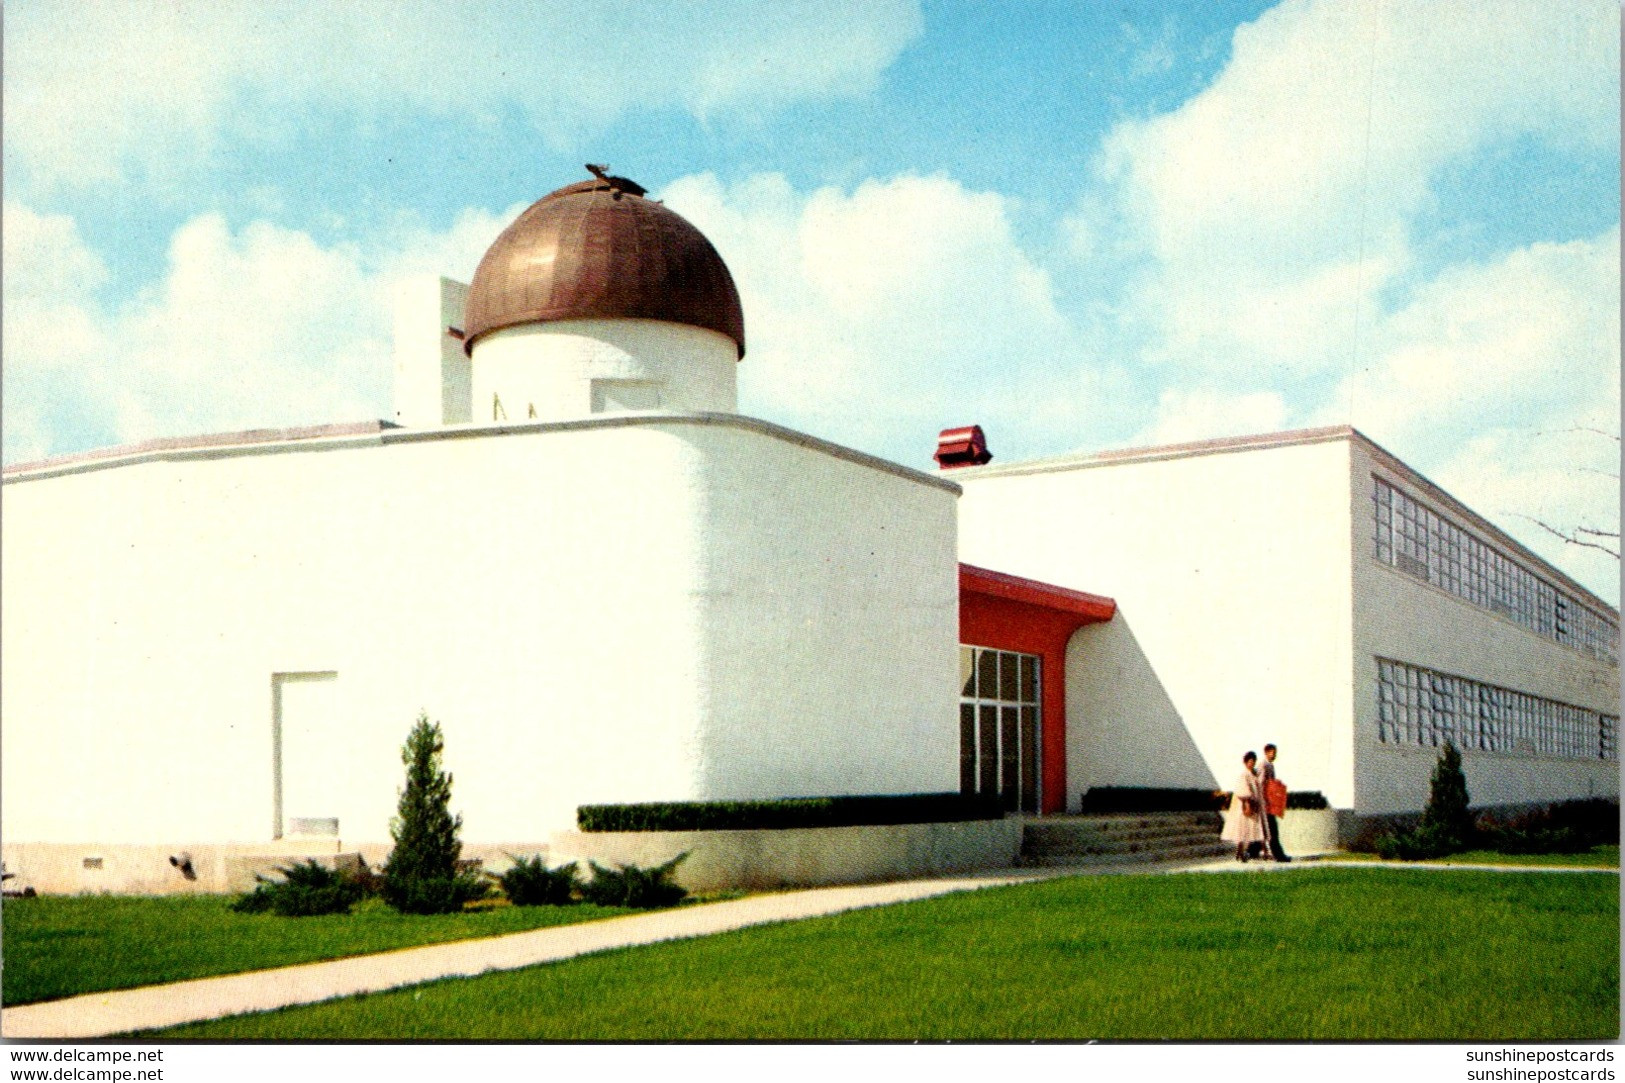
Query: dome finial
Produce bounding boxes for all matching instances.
[584,163,648,199]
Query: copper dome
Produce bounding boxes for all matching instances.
[463,176,745,358]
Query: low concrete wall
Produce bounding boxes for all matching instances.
[545,819,1024,893]
[3,822,1023,896]
[1274,809,1339,857]
[3,840,348,895]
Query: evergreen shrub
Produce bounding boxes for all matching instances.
[385,876,486,915]
[1373,822,1460,861]
[579,854,688,909]
[1375,742,1474,860]
[494,855,579,907]
[231,860,362,917]
[382,715,487,914]
[1419,741,1474,845]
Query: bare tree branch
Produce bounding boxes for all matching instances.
[1511,514,1621,560]
[1535,426,1623,444]
[1508,428,1621,562]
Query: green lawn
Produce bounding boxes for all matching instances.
[1,894,637,1006]
[1334,845,1619,869]
[151,867,1619,1041]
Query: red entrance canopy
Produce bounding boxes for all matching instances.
[959,563,1116,815]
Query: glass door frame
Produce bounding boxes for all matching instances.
[958,645,1042,814]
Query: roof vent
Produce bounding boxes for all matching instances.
[935,425,992,469]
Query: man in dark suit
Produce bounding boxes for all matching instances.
[1258,743,1291,862]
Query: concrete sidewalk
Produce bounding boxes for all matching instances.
[2,866,1079,1040]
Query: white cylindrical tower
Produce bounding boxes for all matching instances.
[462,170,746,423]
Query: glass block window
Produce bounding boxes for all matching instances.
[1372,477,1619,664]
[1377,657,1617,761]
[959,645,1042,813]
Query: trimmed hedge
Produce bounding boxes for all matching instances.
[1081,787,1330,813]
[1476,797,1620,855]
[577,793,1003,833]
[1080,788,1227,813]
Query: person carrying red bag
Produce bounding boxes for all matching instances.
[1258,742,1291,863]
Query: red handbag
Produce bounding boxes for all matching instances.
[1265,778,1288,817]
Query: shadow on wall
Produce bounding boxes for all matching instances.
[1069,610,1218,795]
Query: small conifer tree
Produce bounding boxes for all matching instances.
[383,714,482,913]
[1420,740,1474,848]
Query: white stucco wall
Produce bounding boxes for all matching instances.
[392,276,471,426]
[469,318,738,423]
[1348,440,1619,813]
[1,415,957,853]
[686,422,961,800]
[957,435,1357,811]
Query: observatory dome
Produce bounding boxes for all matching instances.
[464,175,745,358]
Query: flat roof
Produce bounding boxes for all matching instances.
[955,424,1617,619]
[1,413,962,495]
[952,424,1358,478]
[1,420,404,477]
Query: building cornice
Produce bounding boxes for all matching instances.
[2,413,961,495]
[952,424,1357,479]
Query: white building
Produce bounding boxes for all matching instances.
[2,172,964,892]
[2,169,1616,892]
[955,428,1619,822]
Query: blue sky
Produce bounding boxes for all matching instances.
[4,0,1619,599]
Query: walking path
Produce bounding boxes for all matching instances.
[0,864,1075,1040]
[4,855,1612,1039]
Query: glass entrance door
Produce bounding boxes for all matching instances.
[958,646,1041,813]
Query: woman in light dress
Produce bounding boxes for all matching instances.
[1221,750,1268,862]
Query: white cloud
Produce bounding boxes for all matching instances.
[1323,228,1621,600]
[1095,0,1618,376]
[108,215,387,440]
[2,203,116,462]
[1430,428,1620,604]
[1326,228,1620,455]
[1,198,522,462]
[665,172,1100,465]
[1072,0,1620,597]
[1140,387,1289,446]
[4,0,922,191]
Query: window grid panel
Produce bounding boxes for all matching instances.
[959,647,1043,812]
[1372,477,1619,664]
[1375,657,1615,761]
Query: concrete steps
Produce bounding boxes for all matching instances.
[1019,812,1230,867]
